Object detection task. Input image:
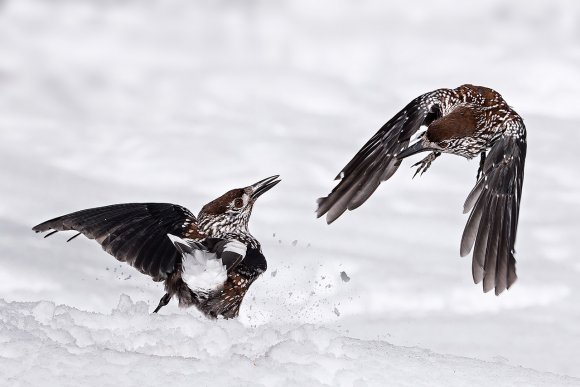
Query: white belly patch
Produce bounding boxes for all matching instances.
[181,249,228,292]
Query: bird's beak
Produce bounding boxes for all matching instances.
[249,175,281,200]
[396,140,435,160]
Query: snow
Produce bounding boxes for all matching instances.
[1,297,577,387]
[1,0,580,385]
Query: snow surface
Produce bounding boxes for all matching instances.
[1,296,578,387]
[1,0,580,385]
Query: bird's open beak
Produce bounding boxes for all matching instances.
[396,140,435,160]
[249,175,281,200]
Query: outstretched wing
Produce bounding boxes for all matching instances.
[316,89,449,224]
[32,203,200,281]
[460,120,527,295]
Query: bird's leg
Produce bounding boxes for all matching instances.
[411,151,441,178]
[476,151,487,181]
[153,293,172,313]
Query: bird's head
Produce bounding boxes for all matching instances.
[198,175,281,242]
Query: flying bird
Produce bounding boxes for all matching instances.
[33,175,281,318]
[317,85,526,295]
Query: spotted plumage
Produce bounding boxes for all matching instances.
[317,85,526,295]
[32,175,280,318]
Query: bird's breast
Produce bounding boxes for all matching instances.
[426,105,479,143]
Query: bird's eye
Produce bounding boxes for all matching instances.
[233,198,244,208]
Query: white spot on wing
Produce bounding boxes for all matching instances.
[224,240,247,257]
[167,233,186,245]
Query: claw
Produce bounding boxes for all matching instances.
[411,151,440,178]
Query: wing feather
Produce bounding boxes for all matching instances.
[32,203,198,281]
[317,90,448,223]
[460,120,527,294]
[471,195,493,283]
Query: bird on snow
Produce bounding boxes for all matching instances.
[33,175,281,318]
[317,85,527,295]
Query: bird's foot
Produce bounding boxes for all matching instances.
[411,151,440,178]
[153,293,172,314]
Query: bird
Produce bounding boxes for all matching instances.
[316,84,527,295]
[32,175,281,318]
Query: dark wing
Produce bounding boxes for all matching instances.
[204,238,246,271]
[169,236,246,271]
[32,203,199,281]
[460,121,527,295]
[316,89,447,224]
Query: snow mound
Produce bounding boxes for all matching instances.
[0,297,576,387]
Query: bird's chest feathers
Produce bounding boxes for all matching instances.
[181,250,227,292]
[426,106,478,143]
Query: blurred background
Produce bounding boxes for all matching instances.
[0,0,579,378]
